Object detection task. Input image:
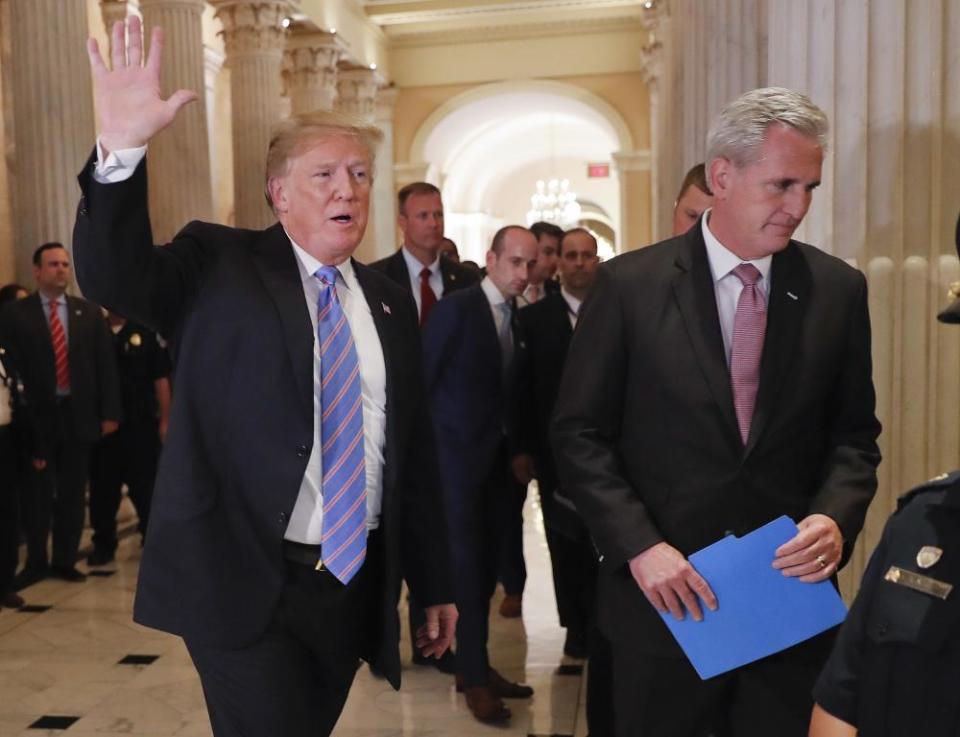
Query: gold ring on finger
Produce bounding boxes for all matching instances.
[816,554,827,569]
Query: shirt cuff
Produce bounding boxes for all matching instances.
[94,139,148,184]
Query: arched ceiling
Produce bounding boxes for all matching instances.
[421,89,622,213]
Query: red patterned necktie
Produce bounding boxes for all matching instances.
[419,267,437,325]
[730,264,766,444]
[48,299,70,392]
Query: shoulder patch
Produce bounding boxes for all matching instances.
[897,470,960,510]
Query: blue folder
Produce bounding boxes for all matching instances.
[658,515,847,680]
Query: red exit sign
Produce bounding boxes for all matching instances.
[587,162,610,178]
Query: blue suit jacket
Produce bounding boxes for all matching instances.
[421,283,523,499]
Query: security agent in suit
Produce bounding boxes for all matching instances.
[421,225,538,724]
[809,217,960,737]
[369,181,478,326]
[76,18,455,737]
[552,87,882,737]
[87,314,171,565]
[0,244,122,585]
[0,334,30,609]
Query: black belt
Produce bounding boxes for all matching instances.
[282,529,381,570]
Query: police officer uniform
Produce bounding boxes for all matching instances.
[87,320,170,562]
[812,216,960,736]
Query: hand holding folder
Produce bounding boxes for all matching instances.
[656,516,848,680]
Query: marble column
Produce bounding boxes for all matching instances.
[640,1,670,243]
[139,0,212,242]
[612,150,653,252]
[7,0,96,282]
[360,87,399,263]
[211,0,292,229]
[336,67,382,262]
[283,24,342,114]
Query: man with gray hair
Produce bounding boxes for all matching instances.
[553,87,881,736]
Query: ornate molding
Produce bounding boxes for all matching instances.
[211,1,293,58]
[336,66,381,120]
[375,86,398,123]
[282,29,343,103]
[612,149,652,172]
[639,0,669,88]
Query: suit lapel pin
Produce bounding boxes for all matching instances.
[382,302,391,315]
[786,291,799,301]
[917,546,943,569]
[450,274,457,281]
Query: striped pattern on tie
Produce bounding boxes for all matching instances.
[730,263,766,444]
[48,299,70,392]
[315,266,366,584]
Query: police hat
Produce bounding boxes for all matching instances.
[937,213,960,324]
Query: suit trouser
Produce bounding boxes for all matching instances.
[611,628,837,737]
[88,423,159,553]
[23,400,91,569]
[447,456,506,687]
[544,521,596,641]
[497,478,528,596]
[186,533,382,737]
[0,426,21,595]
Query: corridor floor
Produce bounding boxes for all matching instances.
[0,496,588,736]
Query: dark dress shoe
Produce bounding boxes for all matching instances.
[456,667,534,699]
[412,650,457,674]
[463,685,511,723]
[86,549,115,566]
[14,565,48,588]
[488,667,534,698]
[563,629,588,659]
[1,592,25,609]
[50,566,87,582]
[498,593,522,618]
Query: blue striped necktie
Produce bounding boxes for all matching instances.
[315,265,366,584]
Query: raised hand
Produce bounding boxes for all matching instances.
[86,16,197,156]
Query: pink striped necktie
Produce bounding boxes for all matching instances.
[730,263,766,444]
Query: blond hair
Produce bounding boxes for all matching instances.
[264,110,384,209]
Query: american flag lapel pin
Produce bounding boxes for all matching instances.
[382,302,391,315]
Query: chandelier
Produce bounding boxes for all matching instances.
[525,178,582,228]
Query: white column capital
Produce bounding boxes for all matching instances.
[283,27,344,112]
[613,150,652,172]
[336,65,382,121]
[375,86,399,123]
[211,0,293,58]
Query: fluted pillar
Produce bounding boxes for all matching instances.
[640,1,670,242]
[283,24,342,114]
[212,0,292,229]
[8,0,96,282]
[138,0,212,242]
[336,67,382,261]
[336,65,379,122]
[612,151,653,252]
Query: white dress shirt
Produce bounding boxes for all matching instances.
[401,247,442,316]
[701,210,772,365]
[560,287,582,329]
[481,275,510,335]
[284,242,387,543]
[91,140,389,544]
